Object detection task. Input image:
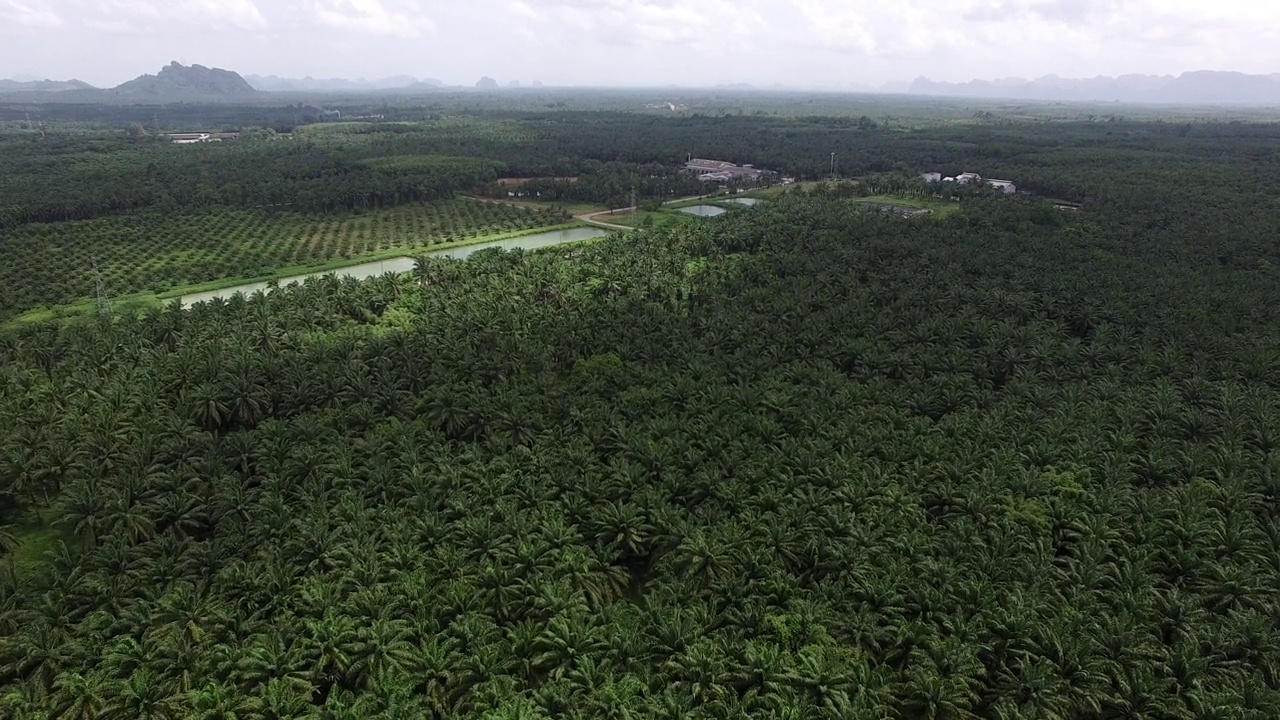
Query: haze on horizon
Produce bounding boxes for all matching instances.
[2,0,1277,89]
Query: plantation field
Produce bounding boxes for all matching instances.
[0,199,569,320]
[854,195,961,217]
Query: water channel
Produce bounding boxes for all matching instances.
[678,205,728,217]
[180,226,610,307]
[723,197,765,206]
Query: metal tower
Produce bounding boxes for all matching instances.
[90,256,110,318]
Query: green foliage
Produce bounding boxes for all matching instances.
[3,103,1280,718]
[0,199,567,319]
[0,130,505,228]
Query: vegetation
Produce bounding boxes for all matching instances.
[3,94,1280,718]
[0,199,568,320]
[0,130,505,228]
[477,162,710,209]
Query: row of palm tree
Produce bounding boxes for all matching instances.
[2,186,1280,718]
[0,198,567,320]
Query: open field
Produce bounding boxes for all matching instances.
[0,199,569,320]
[595,209,691,228]
[854,194,961,216]
[462,196,608,217]
[750,181,832,198]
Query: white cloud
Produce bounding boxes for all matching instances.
[4,0,1280,88]
[515,0,765,49]
[1,0,64,27]
[312,0,436,38]
[71,0,266,32]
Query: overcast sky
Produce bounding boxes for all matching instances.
[2,0,1278,88]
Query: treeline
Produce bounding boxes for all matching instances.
[0,132,504,228]
[8,107,1280,229]
[292,111,1280,203]
[478,162,710,208]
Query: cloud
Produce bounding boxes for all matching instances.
[960,0,1128,24]
[312,0,436,38]
[4,0,1280,88]
[515,0,765,49]
[72,0,266,32]
[1,0,64,27]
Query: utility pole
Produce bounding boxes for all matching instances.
[830,152,838,179]
[630,184,638,217]
[91,256,110,318]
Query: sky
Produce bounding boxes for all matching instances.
[2,0,1278,88]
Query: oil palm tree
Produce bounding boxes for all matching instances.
[99,669,178,720]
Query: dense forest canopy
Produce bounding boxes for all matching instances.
[2,95,1280,718]
[5,100,1280,229]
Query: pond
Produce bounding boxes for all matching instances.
[678,205,727,217]
[180,226,611,307]
[724,197,765,206]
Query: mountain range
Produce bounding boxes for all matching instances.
[110,62,255,98]
[0,62,254,101]
[7,64,1280,105]
[908,71,1280,105]
[245,75,443,92]
[0,78,96,92]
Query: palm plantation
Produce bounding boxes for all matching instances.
[4,109,1280,717]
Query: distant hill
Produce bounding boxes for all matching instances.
[111,62,255,98]
[0,78,95,92]
[0,65,454,101]
[246,74,426,92]
[909,71,1280,105]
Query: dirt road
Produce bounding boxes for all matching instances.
[576,194,720,230]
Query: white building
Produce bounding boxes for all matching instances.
[987,179,1017,194]
[956,172,982,184]
[921,172,942,182]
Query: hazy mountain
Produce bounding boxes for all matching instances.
[111,62,255,98]
[246,74,423,92]
[0,78,96,92]
[909,71,1280,105]
[394,79,445,93]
